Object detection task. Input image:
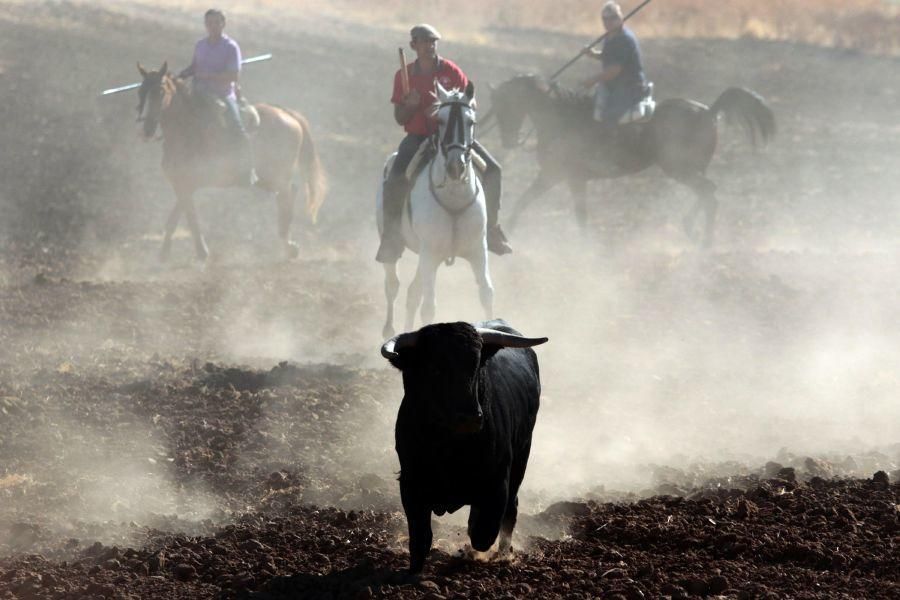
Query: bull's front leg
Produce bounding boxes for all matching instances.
[467,475,510,553]
[400,479,432,574]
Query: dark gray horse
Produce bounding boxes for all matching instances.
[489,75,775,246]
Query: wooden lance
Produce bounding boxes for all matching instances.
[398,48,410,96]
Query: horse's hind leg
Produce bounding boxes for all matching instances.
[679,174,718,248]
[277,185,300,260]
[172,187,208,261]
[383,261,400,339]
[567,177,589,230]
[160,201,184,262]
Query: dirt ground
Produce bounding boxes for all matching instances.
[1,1,899,598]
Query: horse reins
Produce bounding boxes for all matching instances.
[439,100,473,160]
[430,98,479,266]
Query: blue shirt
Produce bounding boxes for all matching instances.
[601,27,645,95]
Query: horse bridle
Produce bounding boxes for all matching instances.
[438,100,475,160]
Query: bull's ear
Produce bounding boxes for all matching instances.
[479,344,503,366]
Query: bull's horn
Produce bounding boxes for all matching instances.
[477,329,548,348]
[381,331,419,359]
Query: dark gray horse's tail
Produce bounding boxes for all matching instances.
[709,88,776,148]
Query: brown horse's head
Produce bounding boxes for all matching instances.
[136,61,172,139]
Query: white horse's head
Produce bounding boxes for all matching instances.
[433,81,476,182]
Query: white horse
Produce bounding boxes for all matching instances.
[376,82,494,338]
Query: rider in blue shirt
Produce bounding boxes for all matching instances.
[583,2,646,131]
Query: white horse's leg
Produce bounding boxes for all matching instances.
[418,252,442,326]
[468,248,494,320]
[383,261,400,339]
[404,267,424,333]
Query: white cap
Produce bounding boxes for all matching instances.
[602,1,623,19]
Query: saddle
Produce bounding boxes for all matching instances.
[191,92,260,134]
[404,137,488,181]
[618,82,656,125]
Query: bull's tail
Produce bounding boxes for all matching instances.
[709,87,776,148]
[283,107,328,224]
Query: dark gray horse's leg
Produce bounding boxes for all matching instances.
[679,174,718,247]
[160,201,183,263]
[508,174,555,232]
[567,177,589,229]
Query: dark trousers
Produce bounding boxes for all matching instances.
[383,134,502,227]
[223,96,254,173]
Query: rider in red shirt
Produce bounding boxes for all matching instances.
[376,24,511,263]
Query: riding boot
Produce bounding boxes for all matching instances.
[474,143,512,256]
[376,177,408,263]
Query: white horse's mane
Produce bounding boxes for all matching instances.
[431,87,473,112]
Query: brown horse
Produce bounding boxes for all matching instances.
[489,75,775,246]
[136,62,326,261]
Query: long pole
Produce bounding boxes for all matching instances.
[548,0,653,82]
[398,48,410,96]
[481,0,652,136]
[100,53,275,97]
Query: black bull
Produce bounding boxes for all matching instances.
[381,319,548,574]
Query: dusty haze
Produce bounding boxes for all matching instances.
[1,0,899,561]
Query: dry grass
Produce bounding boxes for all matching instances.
[100,0,900,54]
[255,0,900,53]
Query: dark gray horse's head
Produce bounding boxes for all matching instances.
[490,75,548,149]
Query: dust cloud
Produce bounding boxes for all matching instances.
[1,0,899,563]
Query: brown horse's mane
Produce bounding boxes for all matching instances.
[160,74,186,113]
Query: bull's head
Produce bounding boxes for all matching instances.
[382,322,548,434]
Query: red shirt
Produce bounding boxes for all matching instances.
[391,57,468,136]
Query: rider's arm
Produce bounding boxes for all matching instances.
[583,63,622,87]
[394,90,421,125]
[196,70,239,84]
[391,67,421,126]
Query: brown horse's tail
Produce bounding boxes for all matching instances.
[708,87,776,148]
[283,107,328,224]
